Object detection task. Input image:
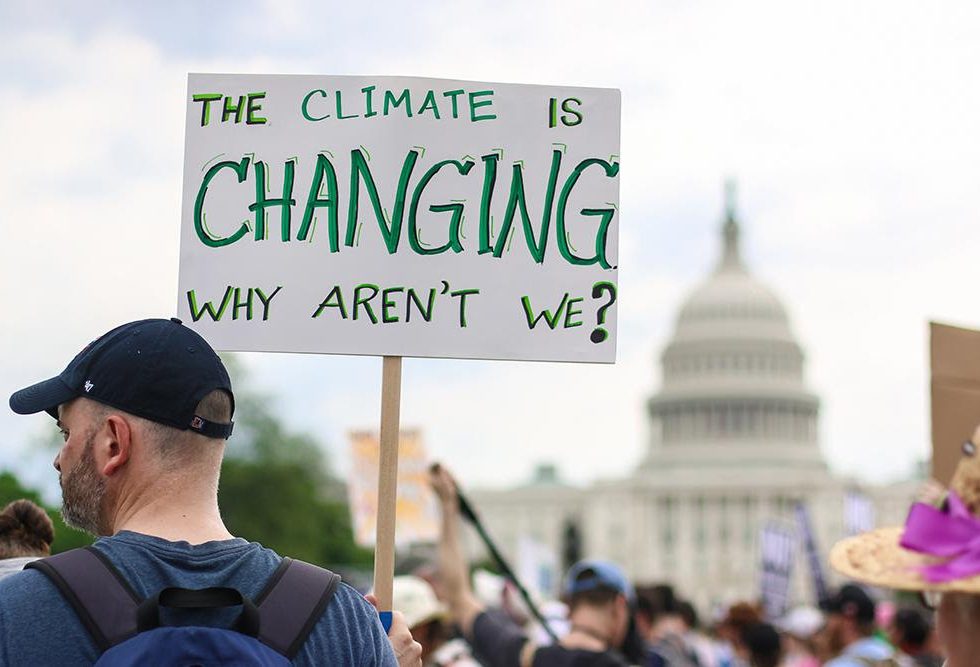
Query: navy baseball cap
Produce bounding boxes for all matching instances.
[565,559,636,604]
[9,318,234,439]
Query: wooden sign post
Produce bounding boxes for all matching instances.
[373,356,402,630]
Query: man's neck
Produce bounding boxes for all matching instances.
[564,607,613,652]
[108,477,233,544]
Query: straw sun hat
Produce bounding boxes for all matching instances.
[830,429,980,592]
[392,575,448,629]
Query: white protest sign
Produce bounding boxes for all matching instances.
[177,74,621,362]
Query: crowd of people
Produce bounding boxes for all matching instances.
[406,464,949,667]
[0,317,976,666]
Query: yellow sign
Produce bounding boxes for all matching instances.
[348,429,440,547]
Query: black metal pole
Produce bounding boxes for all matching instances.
[456,488,560,644]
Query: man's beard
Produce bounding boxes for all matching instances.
[60,433,108,535]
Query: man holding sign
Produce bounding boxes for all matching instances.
[0,71,620,664]
[0,318,420,665]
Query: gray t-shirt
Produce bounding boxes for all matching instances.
[0,556,40,581]
[0,531,397,666]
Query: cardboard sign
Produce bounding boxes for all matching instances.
[931,322,980,485]
[177,74,621,363]
[348,429,439,547]
[759,521,796,621]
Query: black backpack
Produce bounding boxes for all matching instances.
[26,546,340,665]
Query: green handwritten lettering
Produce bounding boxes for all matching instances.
[250,160,296,242]
[469,90,496,122]
[192,93,222,127]
[383,89,412,117]
[353,284,380,323]
[301,89,329,121]
[493,150,562,263]
[408,159,475,255]
[194,157,251,248]
[187,286,234,322]
[312,285,348,319]
[556,159,619,268]
[346,148,420,253]
[298,154,340,251]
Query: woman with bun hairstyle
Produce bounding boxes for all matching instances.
[0,499,54,580]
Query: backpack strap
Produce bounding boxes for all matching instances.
[25,546,139,651]
[255,557,341,659]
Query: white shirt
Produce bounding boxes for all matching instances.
[0,556,41,581]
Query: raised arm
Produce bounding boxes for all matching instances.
[430,464,542,667]
[429,464,485,636]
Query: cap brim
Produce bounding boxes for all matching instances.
[830,526,980,593]
[9,376,76,418]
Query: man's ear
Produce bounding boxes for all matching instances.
[99,414,133,477]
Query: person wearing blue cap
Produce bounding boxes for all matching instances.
[430,463,634,666]
[0,318,420,666]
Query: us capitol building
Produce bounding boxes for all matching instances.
[468,189,918,613]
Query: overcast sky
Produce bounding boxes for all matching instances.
[2,1,979,499]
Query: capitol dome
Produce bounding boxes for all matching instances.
[641,185,826,474]
[674,201,794,345]
[680,271,787,326]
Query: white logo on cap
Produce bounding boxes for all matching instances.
[84,381,94,393]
